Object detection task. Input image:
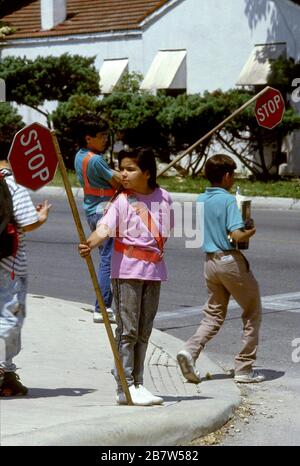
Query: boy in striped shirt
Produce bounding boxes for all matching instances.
[0,150,51,396]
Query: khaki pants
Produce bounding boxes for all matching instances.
[185,250,262,374]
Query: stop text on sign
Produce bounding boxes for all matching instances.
[20,129,51,182]
[256,94,282,123]
[254,87,285,130]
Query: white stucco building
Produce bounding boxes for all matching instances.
[1,0,300,174]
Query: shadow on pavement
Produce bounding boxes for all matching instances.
[259,369,285,381]
[0,388,97,399]
[201,368,285,383]
[201,373,233,382]
[161,395,212,402]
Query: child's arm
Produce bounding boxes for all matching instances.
[108,170,122,189]
[23,200,52,232]
[78,224,110,257]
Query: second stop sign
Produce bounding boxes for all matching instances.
[255,87,285,130]
[8,123,58,191]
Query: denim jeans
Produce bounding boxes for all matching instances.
[111,279,161,391]
[86,212,113,310]
[0,268,27,373]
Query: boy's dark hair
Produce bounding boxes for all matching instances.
[0,143,11,161]
[118,148,159,189]
[74,115,109,147]
[204,154,237,184]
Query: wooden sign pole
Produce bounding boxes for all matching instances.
[51,131,133,406]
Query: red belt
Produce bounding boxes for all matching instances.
[114,239,163,263]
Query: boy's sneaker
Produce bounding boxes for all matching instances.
[177,350,201,384]
[116,384,153,406]
[93,308,116,323]
[0,372,28,397]
[234,370,265,384]
[135,384,163,405]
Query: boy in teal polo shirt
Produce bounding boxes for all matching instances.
[177,154,265,384]
[74,116,121,323]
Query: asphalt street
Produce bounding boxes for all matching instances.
[27,195,300,302]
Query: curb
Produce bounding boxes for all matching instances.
[31,186,300,210]
[3,396,239,446]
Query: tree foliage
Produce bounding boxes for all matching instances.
[51,94,101,169]
[96,72,170,161]
[99,90,170,157]
[3,54,299,179]
[51,76,300,178]
[52,86,170,168]
[0,103,24,156]
[157,61,300,179]
[268,56,300,98]
[156,91,240,175]
[112,71,144,94]
[0,54,100,125]
[215,59,300,180]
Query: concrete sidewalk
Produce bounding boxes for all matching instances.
[1,295,240,446]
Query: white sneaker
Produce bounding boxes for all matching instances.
[116,384,153,406]
[93,308,116,323]
[135,385,163,405]
[177,350,201,384]
[234,370,265,383]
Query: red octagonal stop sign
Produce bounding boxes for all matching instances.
[8,122,58,191]
[255,87,285,129]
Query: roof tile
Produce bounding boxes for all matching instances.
[1,0,169,39]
